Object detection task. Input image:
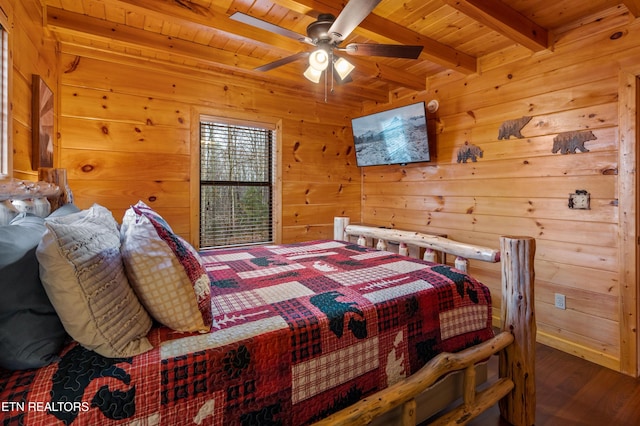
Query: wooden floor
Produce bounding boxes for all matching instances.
[465,343,640,425]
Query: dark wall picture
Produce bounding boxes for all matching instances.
[32,74,54,169]
[351,102,430,167]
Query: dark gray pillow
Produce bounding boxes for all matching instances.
[0,213,67,370]
[47,202,81,219]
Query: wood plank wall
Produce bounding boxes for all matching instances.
[55,45,361,245]
[4,0,58,180]
[9,0,640,375]
[7,0,361,250]
[360,9,639,373]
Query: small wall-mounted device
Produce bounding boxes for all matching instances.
[568,190,590,209]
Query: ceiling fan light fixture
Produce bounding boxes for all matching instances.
[309,49,329,71]
[333,57,355,80]
[303,65,323,83]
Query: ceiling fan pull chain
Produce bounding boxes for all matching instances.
[329,52,335,99]
[324,67,328,103]
[330,67,335,96]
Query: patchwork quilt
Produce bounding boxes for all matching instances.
[0,240,493,425]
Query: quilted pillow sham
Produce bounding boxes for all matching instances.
[36,204,153,358]
[121,201,212,333]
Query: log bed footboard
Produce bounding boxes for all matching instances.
[324,217,536,426]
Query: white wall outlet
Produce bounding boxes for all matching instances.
[554,293,566,310]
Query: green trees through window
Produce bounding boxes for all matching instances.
[199,121,274,248]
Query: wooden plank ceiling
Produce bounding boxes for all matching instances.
[44,0,637,104]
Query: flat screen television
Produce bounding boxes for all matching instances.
[351,102,430,167]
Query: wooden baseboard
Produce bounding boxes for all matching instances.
[492,315,620,372]
[536,330,620,372]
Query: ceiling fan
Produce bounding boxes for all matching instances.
[230,0,424,85]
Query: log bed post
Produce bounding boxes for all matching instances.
[330,218,535,425]
[334,216,350,241]
[499,236,536,426]
[38,167,73,210]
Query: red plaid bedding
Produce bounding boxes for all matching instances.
[0,240,493,425]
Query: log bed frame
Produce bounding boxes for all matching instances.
[314,217,536,426]
[1,169,535,426]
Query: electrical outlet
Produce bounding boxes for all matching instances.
[554,293,566,310]
[569,190,590,209]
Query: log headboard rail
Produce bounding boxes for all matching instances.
[317,217,536,426]
[338,219,499,258]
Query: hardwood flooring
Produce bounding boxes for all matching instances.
[466,343,640,425]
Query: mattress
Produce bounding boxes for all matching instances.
[0,239,493,425]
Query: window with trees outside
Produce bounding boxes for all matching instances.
[200,120,274,248]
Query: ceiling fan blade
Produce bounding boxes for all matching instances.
[344,43,423,59]
[328,0,382,43]
[230,12,311,44]
[255,51,310,72]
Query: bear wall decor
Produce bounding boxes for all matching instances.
[497,116,532,140]
[457,142,483,163]
[551,130,596,154]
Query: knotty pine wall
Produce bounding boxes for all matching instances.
[8,0,361,251]
[8,0,640,375]
[361,8,639,374]
[4,0,58,181]
[56,46,361,245]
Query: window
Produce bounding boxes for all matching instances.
[0,23,9,177]
[200,120,275,248]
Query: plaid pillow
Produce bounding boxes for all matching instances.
[121,202,212,333]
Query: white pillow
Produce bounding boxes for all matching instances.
[36,204,152,357]
[121,201,212,333]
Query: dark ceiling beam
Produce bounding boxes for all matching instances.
[441,0,549,52]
